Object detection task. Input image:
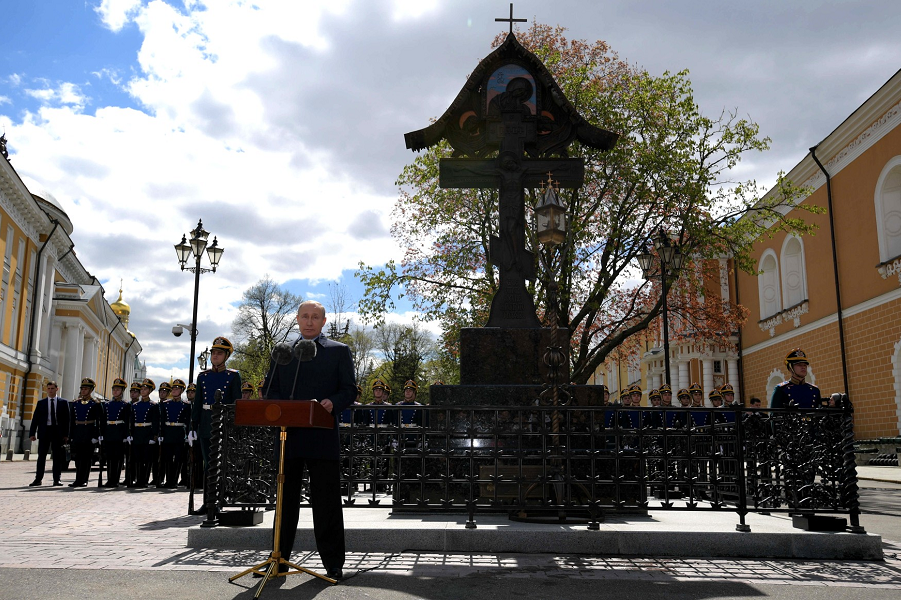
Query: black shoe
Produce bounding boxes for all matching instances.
[53,481,63,487]
[29,480,42,487]
[68,482,78,488]
[326,569,343,581]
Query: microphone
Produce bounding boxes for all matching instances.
[290,339,318,399]
[271,342,293,366]
[294,339,317,362]
[263,343,293,399]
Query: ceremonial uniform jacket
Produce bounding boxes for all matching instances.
[160,400,190,443]
[192,368,242,439]
[339,402,363,427]
[263,335,356,460]
[131,400,160,444]
[364,402,396,427]
[771,379,821,409]
[70,399,104,443]
[104,399,132,442]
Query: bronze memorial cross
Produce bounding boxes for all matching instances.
[439,104,586,328]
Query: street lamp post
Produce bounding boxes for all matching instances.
[637,228,685,388]
[197,347,211,372]
[174,219,224,385]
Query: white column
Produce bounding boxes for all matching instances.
[668,347,679,389]
[49,322,63,377]
[82,336,97,383]
[702,358,715,407]
[727,359,740,400]
[63,325,84,399]
[678,361,689,391]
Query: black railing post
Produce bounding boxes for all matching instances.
[201,403,225,528]
[734,404,750,531]
[840,397,865,533]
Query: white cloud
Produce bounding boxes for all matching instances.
[95,0,143,32]
[0,96,10,106]
[24,82,88,108]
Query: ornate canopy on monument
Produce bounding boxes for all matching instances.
[404,32,618,158]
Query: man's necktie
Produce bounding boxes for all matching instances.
[51,399,57,427]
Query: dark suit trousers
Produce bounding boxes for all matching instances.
[279,457,345,571]
[35,427,66,483]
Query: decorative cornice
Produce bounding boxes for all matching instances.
[877,255,901,286]
[758,300,809,336]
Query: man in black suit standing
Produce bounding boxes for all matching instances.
[28,381,69,487]
[263,300,356,581]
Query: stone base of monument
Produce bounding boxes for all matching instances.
[188,506,883,560]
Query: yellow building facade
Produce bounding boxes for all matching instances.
[737,69,901,439]
[0,152,143,456]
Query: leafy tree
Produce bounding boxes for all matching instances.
[358,23,817,384]
[374,323,434,398]
[230,276,302,387]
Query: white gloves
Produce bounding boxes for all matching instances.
[98,436,104,442]
[91,438,98,444]
[158,437,164,443]
[126,436,133,444]
[149,439,156,445]
[187,437,193,447]
[188,431,197,442]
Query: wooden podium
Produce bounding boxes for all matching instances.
[228,399,337,596]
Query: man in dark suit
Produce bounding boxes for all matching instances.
[263,300,356,581]
[28,381,69,487]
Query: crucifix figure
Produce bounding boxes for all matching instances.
[405,31,617,328]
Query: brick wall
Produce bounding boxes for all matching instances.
[742,296,901,438]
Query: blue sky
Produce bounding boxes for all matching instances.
[1,0,899,383]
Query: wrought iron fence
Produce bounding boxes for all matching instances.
[203,400,861,531]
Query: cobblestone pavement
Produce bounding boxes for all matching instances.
[2,458,901,590]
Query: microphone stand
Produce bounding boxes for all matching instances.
[228,423,337,595]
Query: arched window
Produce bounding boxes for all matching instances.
[780,235,807,309]
[875,156,901,263]
[758,250,781,319]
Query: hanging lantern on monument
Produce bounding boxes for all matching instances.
[535,175,567,246]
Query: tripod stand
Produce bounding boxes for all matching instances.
[228,400,337,596]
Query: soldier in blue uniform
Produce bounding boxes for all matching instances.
[240,381,254,400]
[190,336,242,514]
[771,348,821,409]
[398,380,425,448]
[123,381,142,487]
[182,383,199,487]
[365,379,395,426]
[643,389,664,429]
[720,383,737,406]
[69,378,104,488]
[129,378,160,488]
[159,379,190,489]
[149,381,172,486]
[659,383,673,408]
[101,378,132,488]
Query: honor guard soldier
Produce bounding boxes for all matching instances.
[719,383,736,406]
[102,378,132,487]
[398,380,424,447]
[628,383,643,407]
[365,379,395,426]
[241,381,254,400]
[190,336,242,514]
[669,389,692,429]
[597,384,610,406]
[339,385,363,427]
[771,349,821,409]
[129,379,160,488]
[159,379,190,488]
[644,389,664,428]
[180,382,194,486]
[150,381,172,486]
[709,389,729,424]
[659,384,673,407]
[688,383,707,426]
[183,383,199,487]
[70,378,104,488]
[123,381,142,486]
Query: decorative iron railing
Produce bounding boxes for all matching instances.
[203,401,861,531]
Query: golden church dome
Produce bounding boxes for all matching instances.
[111,288,130,317]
